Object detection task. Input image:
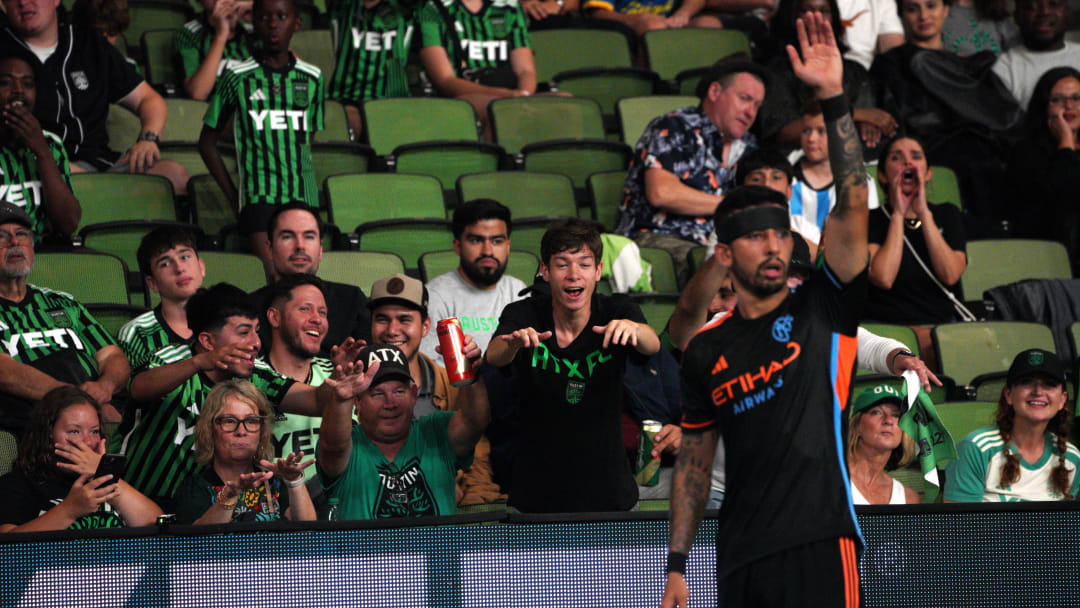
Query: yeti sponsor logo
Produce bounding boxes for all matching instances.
[373,457,438,517]
[2,327,86,357]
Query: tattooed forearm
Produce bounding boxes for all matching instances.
[669,429,718,554]
[826,112,868,219]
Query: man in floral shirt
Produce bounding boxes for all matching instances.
[615,60,766,282]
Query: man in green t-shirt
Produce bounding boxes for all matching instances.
[318,342,490,519]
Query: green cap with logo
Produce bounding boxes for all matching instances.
[1007,348,1065,385]
[852,383,907,416]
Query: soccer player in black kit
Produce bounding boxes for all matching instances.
[661,13,870,608]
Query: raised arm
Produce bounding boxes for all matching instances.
[444,336,491,460]
[317,360,379,479]
[786,13,868,283]
[668,254,729,350]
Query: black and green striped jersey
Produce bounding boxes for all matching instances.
[117,307,187,372]
[0,284,116,432]
[327,0,416,103]
[110,343,296,499]
[0,132,72,242]
[418,0,530,74]
[203,55,325,208]
[175,17,257,80]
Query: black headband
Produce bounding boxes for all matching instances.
[715,206,790,244]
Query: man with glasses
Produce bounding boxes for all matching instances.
[0,201,129,440]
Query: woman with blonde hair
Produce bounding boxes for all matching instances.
[175,380,316,523]
[847,383,920,504]
[946,349,1080,502]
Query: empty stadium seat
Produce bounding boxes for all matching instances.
[318,251,405,292]
[127,0,193,57]
[316,100,353,143]
[588,170,626,230]
[638,247,679,292]
[933,321,1056,401]
[630,292,679,334]
[934,401,999,443]
[161,99,209,144]
[188,173,237,242]
[642,28,750,84]
[290,29,336,85]
[530,29,635,83]
[200,251,267,293]
[141,29,179,93]
[311,143,374,189]
[616,95,698,146]
[32,252,134,306]
[962,239,1071,301]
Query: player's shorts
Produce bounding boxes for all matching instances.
[718,536,860,608]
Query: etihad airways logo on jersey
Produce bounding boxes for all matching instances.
[710,341,802,415]
[2,328,86,357]
[350,25,413,51]
[248,109,310,131]
[0,180,44,207]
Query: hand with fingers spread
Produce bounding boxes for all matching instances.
[499,327,552,350]
[330,337,366,370]
[859,122,882,149]
[260,451,315,485]
[194,342,254,373]
[785,11,844,98]
[54,435,105,477]
[63,474,121,519]
[220,470,274,502]
[324,358,381,402]
[592,319,641,349]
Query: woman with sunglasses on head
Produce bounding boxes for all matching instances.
[175,380,316,524]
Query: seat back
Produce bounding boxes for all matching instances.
[316,99,353,143]
[290,29,336,86]
[106,103,143,151]
[127,1,193,52]
[326,173,446,231]
[630,293,679,334]
[318,251,405,292]
[141,29,178,90]
[588,170,627,231]
[189,174,238,237]
[199,252,267,293]
[551,69,658,116]
[963,239,1072,301]
[312,143,372,191]
[457,172,577,219]
[489,97,607,155]
[638,247,678,292]
[933,321,1056,386]
[530,29,634,82]
[642,28,750,81]
[616,95,698,146]
[0,430,16,475]
[73,174,177,226]
[162,98,209,144]
[363,98,481,155]
[933,401,999,444]
[32,252,132,305]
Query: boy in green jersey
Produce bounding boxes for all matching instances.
[199,0,324,272]
[0,57,80,243]
[176,0,257,100]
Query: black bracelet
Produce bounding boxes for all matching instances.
[666,551,688,575]
[819,94,848,122]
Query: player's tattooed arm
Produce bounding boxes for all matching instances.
[668,428,718,554]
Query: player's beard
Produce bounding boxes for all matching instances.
[460,255,506,288]
[731,255,788,299]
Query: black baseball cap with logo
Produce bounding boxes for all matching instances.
[0,201,32,228]
[358,343,413,387]
[1006,348,1066,385]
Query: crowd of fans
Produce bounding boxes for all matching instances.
[0,0,1076,534]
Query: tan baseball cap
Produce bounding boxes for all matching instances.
[368,273,428,312]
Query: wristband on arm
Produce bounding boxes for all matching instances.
[666,551,688,575]
[819,94,848,122]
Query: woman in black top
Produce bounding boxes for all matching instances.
[0,386,161,532]
[1006,67,1080,258]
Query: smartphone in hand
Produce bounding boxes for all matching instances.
[93,454,126,486]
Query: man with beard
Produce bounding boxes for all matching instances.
[0,201,128,438]
[419,199,526,365]
[0,56,80,243]
[663,14,869,607]
[263,274,333,477]
[250,203,371,357]
[993,0,1080,108]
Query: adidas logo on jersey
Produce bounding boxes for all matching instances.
[248,109,309,131]
[249,89,268,102]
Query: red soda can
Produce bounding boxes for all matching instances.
[437,318,476,387]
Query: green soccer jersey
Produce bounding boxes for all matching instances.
[174,17,257,80]
[318,410,469,519]
[0,132,72,242]
[327,0,415,103]
[0,284,115,432]
[418,0,530,74]
[111,343,296,499]
[269,356,332,480]
[117,307,187,372]
[203,55,325,208]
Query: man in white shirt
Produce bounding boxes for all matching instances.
[993,0,1080,108]
[837,0,905,69]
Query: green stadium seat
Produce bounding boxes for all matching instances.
[188,173,237,242]
[688,246,707,272]
[933,401,999,444]
[642,28,750,83]
[630,292,679,334]
[128,1,193,58]
[86,303,152,339]
[362,98,503,195]
[312,143,374,191]
[162,99,209,144]
[933,321,1056,401]
[530,29,635,83]
[318,251,406,292]
[106,104,142,152]
[291,29,336,86]
[587,170,626,230]
[0,431,16,475]
[963,239,1071,302]
[616,95,698,146]
[457,171,578,220]
[316,99,353,143]
[32,252,133,305]
[550,68,659,121]
[74,174,177,226]
[200,251,267,293]
[418,249,539,286]
[141,29,179,93]
[638,246,679,292]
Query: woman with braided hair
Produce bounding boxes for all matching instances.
[945,349,1080,502]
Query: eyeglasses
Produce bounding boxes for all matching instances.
[214,415,265,432]
[0,228,34,248]
[1049,93,1080,107]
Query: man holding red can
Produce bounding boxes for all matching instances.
[366,273,505,506]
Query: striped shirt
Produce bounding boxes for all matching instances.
[418,0,530,74]
[328,0,415,103]
[117,307,186,372]
[174,17,257,80]
[0,132,72,242]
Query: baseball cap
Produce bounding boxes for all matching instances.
[0,201,32,229]
[852,384,907,416]
[1007,348,1065,385]
[368,273,428,312]
[358,343,413,387]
